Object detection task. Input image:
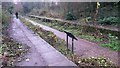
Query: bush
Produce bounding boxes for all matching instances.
[98,17,119,25]
[2,10,11,35]
[2,10,11,29]
[101,34,120,51]
[65,11,77,20]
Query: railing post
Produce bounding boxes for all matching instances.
[64,31,77,54]
[72,38,74,54]
[66,34,68,50]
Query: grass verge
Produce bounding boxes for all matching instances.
[1,36,29,67]
[20,17,117,67]
[1,11,29,67]
[29,17,120,51]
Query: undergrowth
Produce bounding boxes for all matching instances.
[101,34,120,51]
[1,11,29,67]
[29,17,120,51]
[1,36,29,67]
[30,17,103,42]
[20,17,117,67]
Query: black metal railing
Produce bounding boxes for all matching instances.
[64,31,78,54]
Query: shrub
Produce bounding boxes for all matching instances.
[2,10,11,36]
[65,11,77,20]
[101,34,120,51]
[2,10,11,29]
[98,17,119,25]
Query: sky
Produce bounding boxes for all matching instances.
[13,0,60,5]
[13,0,19,4]
[9,0,120,3]
[13,0,60,3]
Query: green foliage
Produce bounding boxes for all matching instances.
[37,28,58,46]
[65,11,77,20]
[30,17,103,42]
[101,34,120,51]
[98,17,119,25]
[2,10,11,29]
[21,17,116,67]
[30,17,120,51]
[80,34,103,42]
[1,10,29,67]
[20,17,59,46]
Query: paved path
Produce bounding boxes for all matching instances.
[9,15,76,66]
[25,17,119,66]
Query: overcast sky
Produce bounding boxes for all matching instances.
[1,0,119,2]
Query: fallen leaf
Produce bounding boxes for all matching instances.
[4,52,9,57]
[0,54,2,59]
[25,58,30,62]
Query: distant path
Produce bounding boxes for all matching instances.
[30,15,120,32]
[25,17,119,66]
[9,15,76,66]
